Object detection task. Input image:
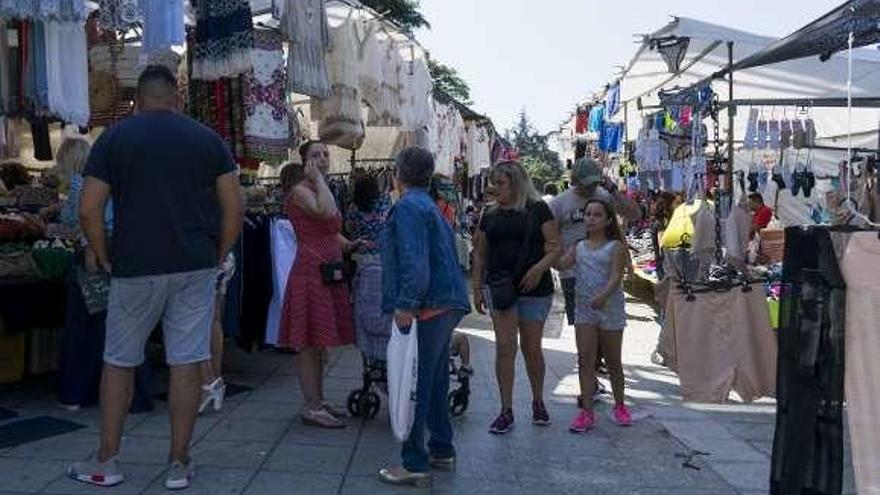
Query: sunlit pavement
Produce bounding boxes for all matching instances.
[0,293,856,494]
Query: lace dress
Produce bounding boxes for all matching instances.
[190,0,255,80]
[0,0,89,22]
[45,21,90,126]
[97,0,143,31]
[283,0,331,98]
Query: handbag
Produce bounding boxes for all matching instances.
[301,242,351,285]
[487,207,535,311]
[387,320,418,442]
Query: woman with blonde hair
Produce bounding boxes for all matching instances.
[471,161,562,434]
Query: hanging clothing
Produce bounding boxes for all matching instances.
[265,218,296,347]
[141,0,185,56]
[238,214,273,350]
[242,29,289,165]
[24,21,50,114]
[466,122,491,176]
[97,0,143,31]
[282,0,331,98]
[588,105,605,133]
[399,51,433,131]
[44,20,90,126]
[190,0,254,81]
[375,38,403,125]
[0,0,89,22]
[353,15,381,118]
[278,194,354,351]
[605,83,621,117]
[840,232,880,495]
[315,6,363,150]
[770,227,845,495]
[660,287,776,403]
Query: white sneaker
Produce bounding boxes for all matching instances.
[165,461,193,490]
[68,456,125,487]
[198,378,226,414]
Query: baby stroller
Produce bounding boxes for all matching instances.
[345,262,470,419]
[347,346,472,420]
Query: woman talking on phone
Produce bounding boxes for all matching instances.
[278,141,361,429]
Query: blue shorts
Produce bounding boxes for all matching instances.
[484,288,553,322]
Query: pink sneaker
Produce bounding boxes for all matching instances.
[613,404,632,427]
[569,409,596,433]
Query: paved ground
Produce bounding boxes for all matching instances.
[0,293,857,494]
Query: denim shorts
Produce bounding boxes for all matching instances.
[484,288,553,323]
[104,269,216,367]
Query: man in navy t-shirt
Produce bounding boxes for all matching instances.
[69,65,243,490]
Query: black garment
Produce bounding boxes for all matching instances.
[479,200,555,297]
[222,240,243,338]
[238,214,272,350]
[84,111,237,278]
[57,268,153,412]
[770,226,845,495]
[29,117,52,161]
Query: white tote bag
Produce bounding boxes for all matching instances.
[386,320,418,442]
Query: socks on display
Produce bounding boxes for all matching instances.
[757,120,769,149]
[792,120,806,149]
[803,165,816,198]
[804,119,817,147]
[772,166,787,190]
[780,119,792,148]
[744,109,759,150]
[768,120,780,149]
[791,164,804,197]
[748,170,759,192]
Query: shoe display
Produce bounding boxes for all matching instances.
[489,409,515,434]
[165,461,194,490]
[532,400,551,426]
[569,409,596,433]
[68,456,125,487]
[613,404,633,427]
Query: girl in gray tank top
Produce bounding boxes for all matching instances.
[556,198,631,432]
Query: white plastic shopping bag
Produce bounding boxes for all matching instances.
[386,320,418,442]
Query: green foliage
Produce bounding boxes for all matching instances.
[358,0,430,32]
[506,110,562,189]
[428,60,472,106]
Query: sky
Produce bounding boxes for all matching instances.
[416,0,841,134]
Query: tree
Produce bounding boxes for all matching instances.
[358,0,430,32]
[428,60,472,105]
[506,110,563,189]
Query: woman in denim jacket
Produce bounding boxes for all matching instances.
[379,147,470,487]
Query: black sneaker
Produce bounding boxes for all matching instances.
[489,410,515,434]
[532,401,551,426]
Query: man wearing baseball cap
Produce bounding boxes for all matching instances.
[549,157,639,326]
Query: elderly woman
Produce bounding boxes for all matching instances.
[378,147,470,487]
[472,161,562,434]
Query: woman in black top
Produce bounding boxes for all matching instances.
[472,161,562,434]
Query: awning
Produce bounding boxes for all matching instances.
[732,0,880,71]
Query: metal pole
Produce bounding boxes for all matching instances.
[726,41,735,190]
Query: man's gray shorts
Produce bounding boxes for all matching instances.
[104,269,216,367]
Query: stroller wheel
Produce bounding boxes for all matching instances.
[360,391,381,420]
[347,390,363,417]
[449,389,469,417]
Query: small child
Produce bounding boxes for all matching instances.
[557,198,631,432]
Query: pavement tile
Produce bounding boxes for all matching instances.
[43,462,165,495]
[4,431,99,461]
[203,418,290,442]
[281,421,359,447]
[189,440,274,469]
[264,443,353,474]
[125,413,221,440]
[116,436,177,465]
[671,436,769,463]
[339,475,427,495]
[243,472,343,495]
[0,458,67,493]
[709,461,771,492]
[224,402,298,422]
[141,466,253,495]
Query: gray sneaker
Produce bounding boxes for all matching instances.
[68,456,125,487]
[165,461,193,490]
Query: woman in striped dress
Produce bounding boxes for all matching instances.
[279,141,358,429]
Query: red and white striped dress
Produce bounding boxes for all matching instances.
[278,196,354,351]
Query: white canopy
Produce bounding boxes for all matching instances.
[615,17,880,225]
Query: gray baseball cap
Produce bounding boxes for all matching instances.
[572,157,603,187]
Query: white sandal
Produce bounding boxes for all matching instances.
[301,407,345,429]
[198,378,226,414]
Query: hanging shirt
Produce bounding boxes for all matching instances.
[589,105,605,133]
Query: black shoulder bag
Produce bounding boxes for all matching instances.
[486,206,535,311]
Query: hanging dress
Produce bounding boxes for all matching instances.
[190,0,254,80]
[278,192,354,351]
[243,29,289,164]
[283,0,332,98]
[141,0,185,56]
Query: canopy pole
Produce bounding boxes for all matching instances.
[726,41,735,190]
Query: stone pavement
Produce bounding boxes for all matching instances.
[0,294,856,494]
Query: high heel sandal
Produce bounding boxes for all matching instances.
[198,377,226,414]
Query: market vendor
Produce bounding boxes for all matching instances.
[749,193,773,233]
